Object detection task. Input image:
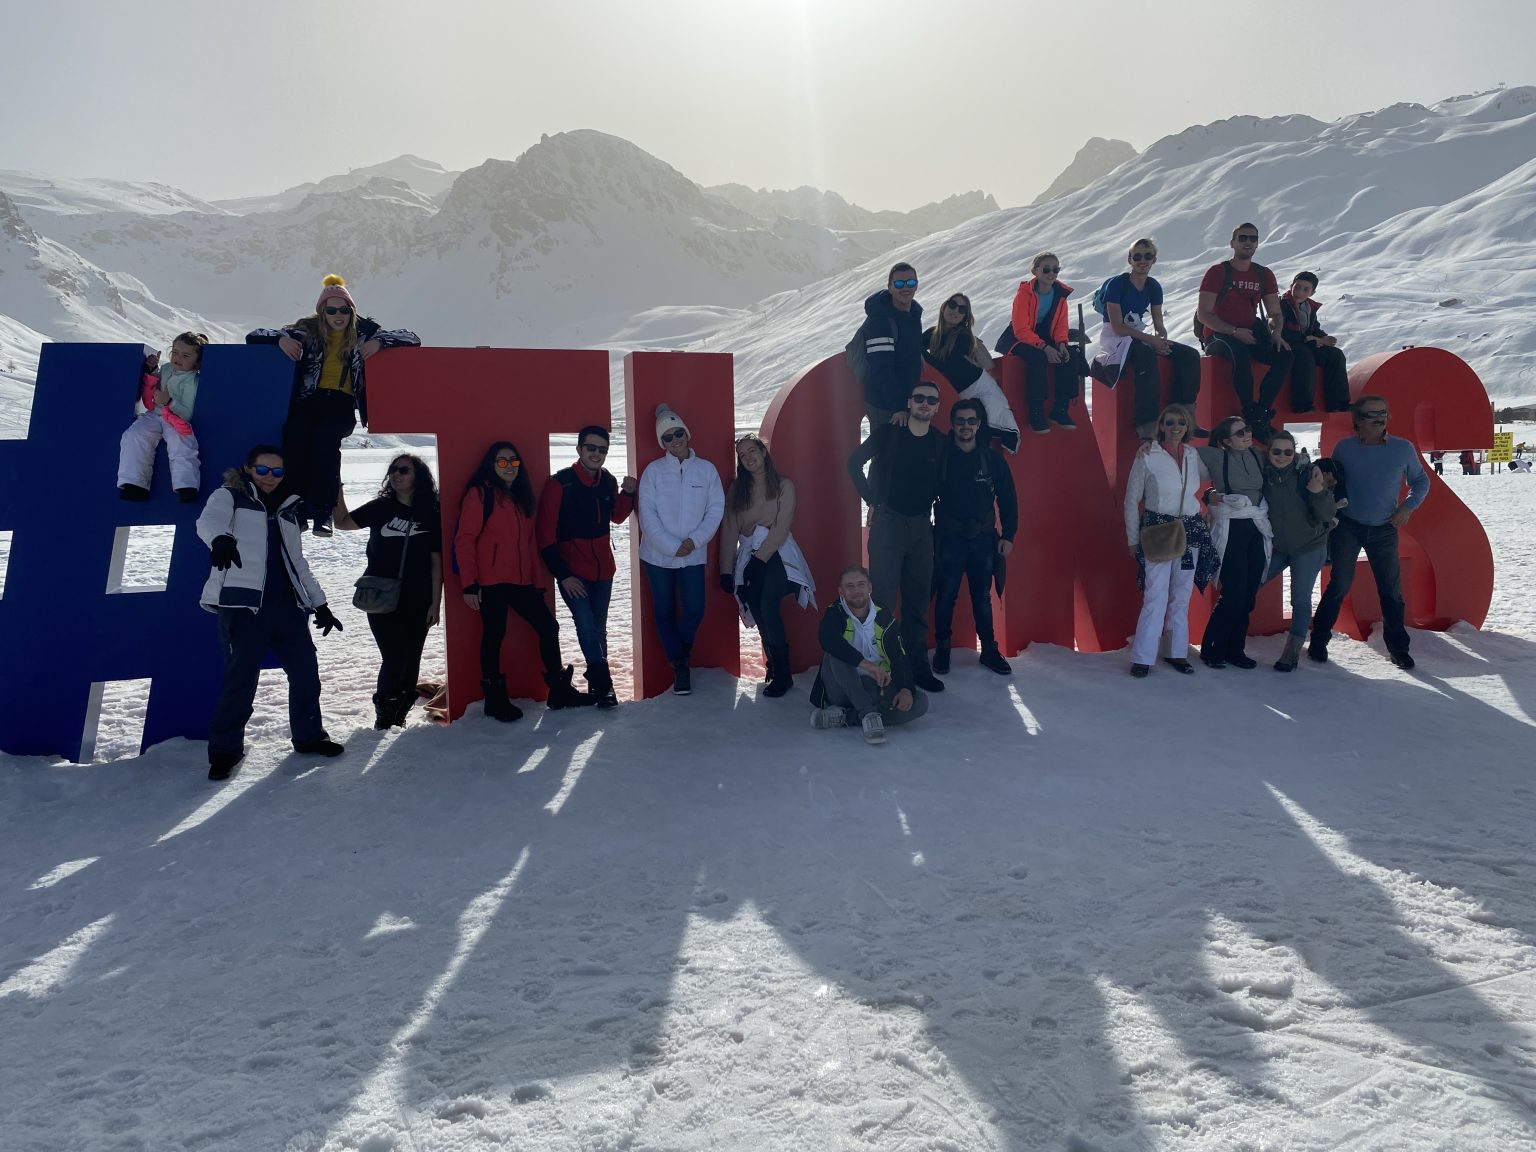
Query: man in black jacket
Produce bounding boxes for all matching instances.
[848,380,947,692]
[933,398,1018,675]
[809,565,928,745]
[854,262,924,427]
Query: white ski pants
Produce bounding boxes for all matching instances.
[1131,556,1196,665]
[957,376,1019,445]
[118,411,201,490]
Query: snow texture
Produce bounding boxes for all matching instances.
[2,444,1536,1151]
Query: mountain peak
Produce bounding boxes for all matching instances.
[1032,138,1138,204]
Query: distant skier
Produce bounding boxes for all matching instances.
[246,275,419,535]
[117,332,207,503]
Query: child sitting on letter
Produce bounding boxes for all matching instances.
[118,331,208,502]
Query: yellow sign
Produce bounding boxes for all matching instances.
[1491,432,1514,463]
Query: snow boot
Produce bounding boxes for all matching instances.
[979,645,1012,675]
[311,514,334,538]
[481,675,523,722]
[1027,401,1049,434]
[1049,401,1077,430]
[294,736,345,757]
[931,647,951,675]
[764,644,793,698]
[1274,634,1303,672]
[545,664,595,709]
[119,483,150,502]
[587,664,618,710]
[208,747,244,781]
[176,487,200,503]
[372,692,393,730]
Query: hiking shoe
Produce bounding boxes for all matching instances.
[118,484,150,502]
[1163,658,1195,674]
[861,713,886,745]
[176,487,199,503]
[1049,405,1077,430]
[1228,654,1258,670]
[293,738,344,757]
[311,516,333,538]
[1027,405,1049,434]
[979,647,1012,675]
[1130,663,1150,678]
[931,648,951,675]
[1389,651,1416,671]
[1307,640,1329,664]
[811,706,849,730]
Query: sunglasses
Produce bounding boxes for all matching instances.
[1229,426,1252,436]
[389,464,414,475]
[1130,253,1156,263]
[580,442,609,454]
[1359,410,1389,420]
[1161,417,1187,427]
[952,416,981,426]
[661,428,688,443]
[323,305,353,316]
[1037,266,1060,274]
[495,455,521,468]
[891,278,918,290]
[944,299,969,312]
[910,394,940,406]
[1235,234,1259,243]
[252,465,285,477]
[1270,447,1295,456]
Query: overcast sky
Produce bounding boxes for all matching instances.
[6,0,1534,211]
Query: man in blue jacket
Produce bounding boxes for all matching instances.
[1308,395,1431,669]
[854,263,924,427]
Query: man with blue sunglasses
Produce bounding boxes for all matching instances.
[849,262,925,427]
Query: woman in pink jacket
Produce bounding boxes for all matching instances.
[455,441,587,721]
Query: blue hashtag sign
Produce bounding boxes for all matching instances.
[0,343,295,761]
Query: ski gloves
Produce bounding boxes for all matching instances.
[312,604,344,637]
[210,535,242,570]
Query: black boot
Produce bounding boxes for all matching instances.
[588,663,618,709]
[480,675,523,722]
[544,664,595,709]
[910,647,945,693]
[208,747,244,781]
[763,644,793,698]
[1027,400,1049,434]
[119,483,150,501]
[372,692,392,730]
[1049,400,1077,430]
[176,487,200,503]
[931,647,951,674]
[294,736,345,756]
[671,656,692,696]
[387,692,413,727]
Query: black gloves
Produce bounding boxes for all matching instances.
[718,573,735,594]
[312,604,343,636]
[462,583,481,596]
[210,535,242,570]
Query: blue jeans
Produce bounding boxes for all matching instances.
[1311,518,1409,655]
[642,562,706,662]
[559,577,613,671]
[1265,542,1327,638]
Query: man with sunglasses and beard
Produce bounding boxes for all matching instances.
[848,380,949,693]
[1308,395,1430,670]
[536,425,638,708]
[1196,224,1292,443]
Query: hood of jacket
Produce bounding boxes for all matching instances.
[864,289,923,327]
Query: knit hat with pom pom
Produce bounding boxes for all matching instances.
[654,403,689,448]
[315,274,356,313]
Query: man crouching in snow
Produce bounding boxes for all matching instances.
[809,565,928,746]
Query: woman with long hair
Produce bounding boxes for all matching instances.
[921,293,1020,452]
[1259,430,1337,671]
[1123,404,1218,677]
[1196,415,1274,669]
[246,274,419,535]
[332,453,444,728]
[719,434,816,697]
[455,441,589,721]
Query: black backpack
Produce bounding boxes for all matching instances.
[846,315,896,385]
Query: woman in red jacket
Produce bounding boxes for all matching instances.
[455,441,587,721]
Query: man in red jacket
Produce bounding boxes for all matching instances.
[535,425,637,707]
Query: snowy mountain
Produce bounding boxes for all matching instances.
[1031,136,1138,203]
[706,183,998,237]
[710,88,1536,410]
[211,154,461,214]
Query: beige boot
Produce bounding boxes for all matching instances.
[1274,634,1304,672]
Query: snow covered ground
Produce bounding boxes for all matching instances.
[2,452,1536,1150]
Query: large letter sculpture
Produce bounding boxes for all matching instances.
[363,347,612,720]
[0,343,292,760]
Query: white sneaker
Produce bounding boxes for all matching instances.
[861,713,886,745]
[810,706,849,730]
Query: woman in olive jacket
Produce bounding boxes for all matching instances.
[1261,429,1339,672]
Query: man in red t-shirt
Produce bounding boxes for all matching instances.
[1196,223,1293,442]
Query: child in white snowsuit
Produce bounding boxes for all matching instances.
[118,332,208,502]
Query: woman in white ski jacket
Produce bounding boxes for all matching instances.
[1123,404,1219,678]
[637,404,725,695]
[195,444,345,780]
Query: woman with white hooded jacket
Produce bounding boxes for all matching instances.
[1123,404,1219,677]
[637,404,725,695]
[195,444,345,781]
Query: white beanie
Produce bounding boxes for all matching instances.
[655,403,689,448]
